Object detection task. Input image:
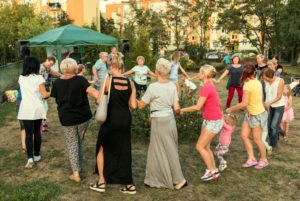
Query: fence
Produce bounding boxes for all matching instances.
[0,61,23,92]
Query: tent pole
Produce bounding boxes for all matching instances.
[57,46,62,73]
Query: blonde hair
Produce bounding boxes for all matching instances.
[60,58,77,74]
[111,57,124,71]
[156,58,171,77]
[224,114,237,126]
[200,64,217,79]
[256,54,265,59]
[284,84,292,97]
[77,64,86,75]
[267,59,277,66]
[136,56,145,62]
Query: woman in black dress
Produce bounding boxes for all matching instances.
[89,57,137,194]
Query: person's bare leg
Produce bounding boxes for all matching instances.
[97,147,105,183]
[196,127,216,170]
[285,122,289,140]
[205,143,216,169]
[240,121,255,160]
[252,126,267,160]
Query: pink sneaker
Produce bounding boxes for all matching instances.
[254,159,269,169]
[242,159,257,168]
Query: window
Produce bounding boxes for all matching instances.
[232,34,237,40]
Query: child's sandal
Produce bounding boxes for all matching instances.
[120,185,136,194]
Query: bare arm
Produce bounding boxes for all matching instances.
[173,100,181,114]
[122,70,134,77]
[39,84,50,98]
[179,65,190,79]
[216,69,229,83]
[148,70,157,77]
[92,66,98,81]
[86,86,98,99]
[265,79,284,109]
[49,69,62,77]
[129,81,137,109]
[226,90,250,113]
[285,96,292,111]
[181,96,207,113]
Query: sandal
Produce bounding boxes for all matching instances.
[89,182,106,193]
[120,185,136,195]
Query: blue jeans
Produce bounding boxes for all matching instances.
[268,106,284,148]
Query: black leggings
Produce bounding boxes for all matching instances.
[22,120,42,159]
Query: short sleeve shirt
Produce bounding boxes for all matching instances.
[199,81,223,120]
[94,59,108,87]
[17,74,46,120]
[243,79,265,115]
[132,65,150,85]
[142,82,178,114]
[51,76,92,126]
[223,56,231,64]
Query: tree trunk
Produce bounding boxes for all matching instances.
[291,45,299,66]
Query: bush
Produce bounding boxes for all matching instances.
[131,87,202,142]
[184,43,207,65]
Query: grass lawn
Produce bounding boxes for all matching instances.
[0,65,299,201]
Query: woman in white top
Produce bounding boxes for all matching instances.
[17,57,50,169]
[137,58,187,190]
[263,68,285,148]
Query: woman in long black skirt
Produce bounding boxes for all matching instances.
[89,57,137,194]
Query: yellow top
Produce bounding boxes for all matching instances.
[243,79,265,115]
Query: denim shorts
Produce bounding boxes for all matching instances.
[202,119,224,134]
[244,111,268,129]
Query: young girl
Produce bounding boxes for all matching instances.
[280,85,294,142]
[181,65,223,181]
[170,51,190,96]
[214,114,237,172]
[122,56,156,98]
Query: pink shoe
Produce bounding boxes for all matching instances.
[242,159,257,168]
[254,159,269,169]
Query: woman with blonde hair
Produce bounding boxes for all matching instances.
[255,54,267,79]
[181,65,223,181]
[90,57,137,194]
[51,58,98,182]
[137,58,187,190]
[267,59,281,77]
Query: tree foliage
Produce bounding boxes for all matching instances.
[0,2,53,63]
[57,11,73,27]
[280,0,300,65]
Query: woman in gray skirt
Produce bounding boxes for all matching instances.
[137,58,187,190]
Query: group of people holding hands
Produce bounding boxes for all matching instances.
[16,48,294,195]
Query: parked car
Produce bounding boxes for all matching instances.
[205,52,219,60]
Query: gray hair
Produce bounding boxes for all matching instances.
[60,58,77,74]
[99,52,108,58]
[156,58,171,77]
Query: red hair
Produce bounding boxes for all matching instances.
[240,65,256,85]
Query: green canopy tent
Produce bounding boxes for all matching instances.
[28,24,118,69]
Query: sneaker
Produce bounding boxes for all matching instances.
[25,158,34,169]
[219,163,227,172]
[120,185,136,195]
[267,147,273,156]
[254,159,269,169]
[201,169,219,181]
[242,159,257,168]
[89,182,106,193]
[34,155,41,162]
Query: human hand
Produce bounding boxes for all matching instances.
[264,103,271,111]
[225,108,232,114]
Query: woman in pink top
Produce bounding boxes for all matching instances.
[214,114,237,172]
[181,65,223,181]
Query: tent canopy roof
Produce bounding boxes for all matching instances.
[29,24,118,47]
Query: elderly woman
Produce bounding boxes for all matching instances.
[90,57,137,194]
[92,52,109,90]
[263,68,285,148]
[137,58,187,190]
[51,58,98,182]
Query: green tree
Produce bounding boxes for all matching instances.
[100,13,116,34]
[280,0,300,65]
[57,11,73,27]
[217,0,284,53]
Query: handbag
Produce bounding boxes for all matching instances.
[95,75,112,124]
